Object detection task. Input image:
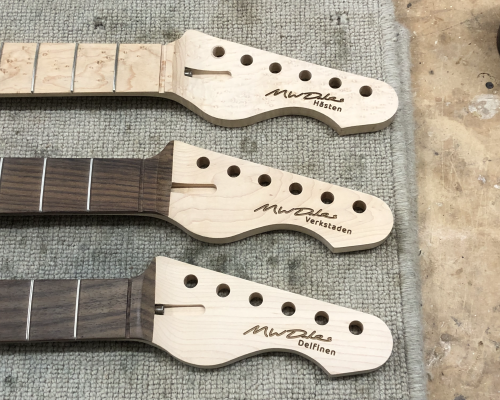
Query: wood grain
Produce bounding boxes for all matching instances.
[43,158,90,212]
[129,259,156,341]
[167,141,394,253]
[115,44,162,93]
[0,31,398,134]
[0,158,44,213]
[77,279,128,339]
[0,280,31,342]
[0,43,37,94]
[90,159,142,212]
[152,256,393,377]
[30,280,77,341]
[35,43,75,93]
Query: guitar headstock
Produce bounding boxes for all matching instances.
[152,257,393,376]
[164,141,394,253]
[166,30,398,135]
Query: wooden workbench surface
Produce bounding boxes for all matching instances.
[395,1,500,398]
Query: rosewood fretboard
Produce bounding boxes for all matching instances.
[0,143,173,216]
[0,260,156,343]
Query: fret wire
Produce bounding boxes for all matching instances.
[70,43,79,93]
[113,43,120,93]
[26,280,34,341]
[0,42,4,65]
[31,43,40,94]
[87,158,93,212]
[39,158,47,212]
[0,157,3,186]
[74,279,81,338]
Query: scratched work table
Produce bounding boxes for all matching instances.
[0,0,424,399]
[395,0,500,399]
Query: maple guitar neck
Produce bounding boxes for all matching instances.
[0,31,398,135]
[0,141,394,253]
[0,256,393,377]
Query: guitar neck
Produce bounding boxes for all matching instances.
[0,143,173,215]
[0,30,399,135]
[0,42,173,96]
[0,260,156,343]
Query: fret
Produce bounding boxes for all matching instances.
[0,42,4,64]
[0,157,3,184]
[70,43,78,93]
[30,43,40,93]
[113,43,119,93]
[74,279,80,338]
[26,279,34,341]
[87,158,93,212]
[39,157,47,212]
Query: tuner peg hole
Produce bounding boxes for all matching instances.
[213,46,225,58]
[349,321,363,335]
[315,311,329,325]
[217,283,230,298]
[258,174,271,187]
[197,157,210,169]
[299,70,312,81]
[227,165,240,178]
[269,63,282,74]
[329,77,342,89]
[249,292,263,306]
[241,54,253,66]
[289,183,302,195]
[321,192,334,204]
[184,275,198,288]
[359,86,373,97]
[282,302,296,316]
[353,200,366,213]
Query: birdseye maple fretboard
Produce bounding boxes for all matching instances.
[0,42,172,95]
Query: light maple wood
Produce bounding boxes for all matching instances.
[166,141,394,253]
[0,31,398,134]
[152,256,393,377]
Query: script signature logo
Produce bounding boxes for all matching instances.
[254,204,337,220]
[265,88,344,103]
[243,325,332,342]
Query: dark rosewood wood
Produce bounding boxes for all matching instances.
[0,260,156,343]
[44,158,90,212]
[30,280,77,341]
[0,158,44,213]
[77,278,129,339]
[0,142,174,217]
[90,159,141,212]
[0,280,31,341]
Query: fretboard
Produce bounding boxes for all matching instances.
[0,42,172,95]
[0,143,173,215]
[0,260,156,342]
